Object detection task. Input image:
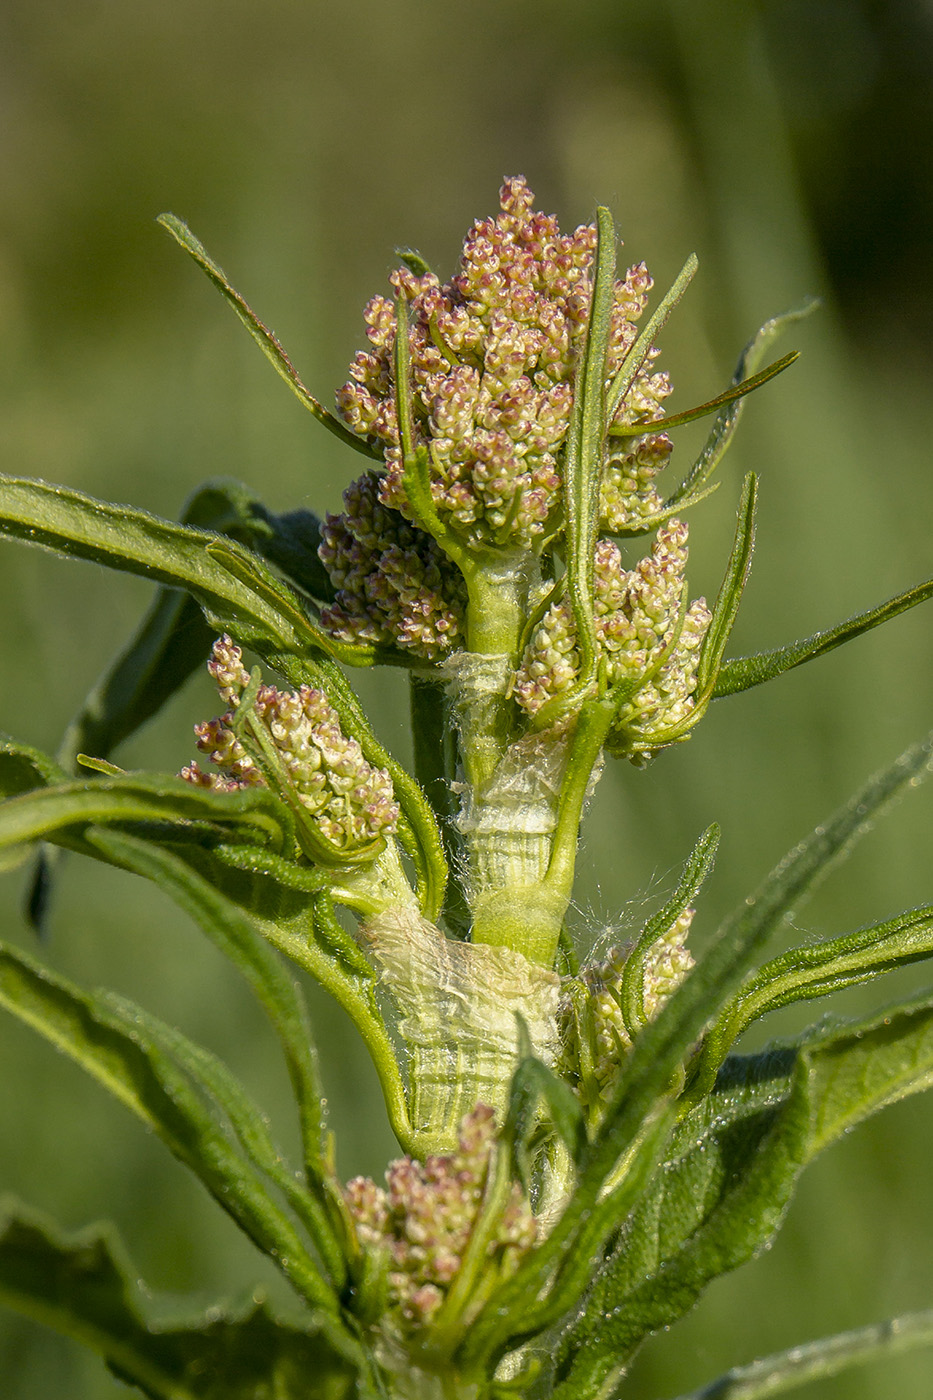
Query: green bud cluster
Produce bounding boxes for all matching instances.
[562,907,695,1114]
[344,1104,536,1332]
[181,634,399,851]
[513,524,712,762]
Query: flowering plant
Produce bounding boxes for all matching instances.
[2,179,933,1399]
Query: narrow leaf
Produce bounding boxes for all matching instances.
[87,828,329,1182]
[608,352,798,437]
[621,823,720,1038]
[665,300,817,511]
[696,474,757,698]
[563,206,618,688]
[692,904,933,1096]
[0,1200,360,1400]
[0,942,340,1313]
[714,576,933,697]
[158,214,377,460]
[606,253,698,423]
[0,473,317,657]
[0,773,290,855]
[671,1309,933,1400]
[553,994,933,1395]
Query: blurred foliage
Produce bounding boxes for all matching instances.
[1,1,932,1396]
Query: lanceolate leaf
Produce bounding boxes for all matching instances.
[0,1201,359,1400]
[85,830,333,1198]
[665,300,817,511]
[158,213,377,463]
[713,576,933,698]
[671,1309,933,1400]
[691,903,933,1096]
[608,351,798,438]
[552,993,933,1396]
[464,727,933,1369]
[0,942,341,1315]
[83,827,415,1154]
[695,474,757,700]
[0,773,291,856]
[0,473,446,919]
[563,206,617,689]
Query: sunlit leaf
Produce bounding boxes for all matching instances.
[0,942,338,1313]
[158,214,377,462]
[714,576,933,697]
[0,1200,359,1400]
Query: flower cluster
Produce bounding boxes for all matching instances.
[318,470,467,661]
[344,1104,536,1331]
[181,635,399,851]
[512,523,712,759]
[564,907,695,1111]
[333,176,672,554]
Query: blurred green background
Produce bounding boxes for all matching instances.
[2,1,933,1395]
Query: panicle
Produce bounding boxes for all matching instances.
[330,177,674,556]
[512,523,712,761]
[180,635,399,851]
[344,1104,536,1331]
[317,470,467,660]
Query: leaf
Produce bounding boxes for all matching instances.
[609,352,798,438]
[0,1199,360,1400]
[563,206,618,691]
[0,771,291,856]
[552,993,933,1395]
[85,828,330,1187]
[713,575,933,698]
[505,1028,588,1181]
[0,941,338,1313]
[620,822,720,1039]
[95,980,347,1289]
[606,253,699,424]
[0,472,324,659]
[665,300,817,511]
[158,214,377,463]
[695,474,757,700]
[669,1308,933,1400]
[463,728,933,1370]
[691,903,933,1097]
[81,826,415,1155]
[0,472,445,919]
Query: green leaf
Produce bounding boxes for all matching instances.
[0,772,291,856]
[695,474,757,700]
[553,993,933,1395]
[0,472,325,659]
[609,352,798,438]
[0,471,444,919]
[0,941,338,1314]
[665,300,817,512]
[563,206,618,691]
[713,575,933,697]
[691,903,933,1097]
[158,214,377,463]
[505,1030,588,1181]
[465,728,933,1370]
[87,828,330,1181]
[620,822,720,1039]
[81,826,415,1155]
[669,1308,933,1400]
[0,1200,360,1400]
[606,253,699,424]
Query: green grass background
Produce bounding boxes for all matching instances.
[2,1,933,1395]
